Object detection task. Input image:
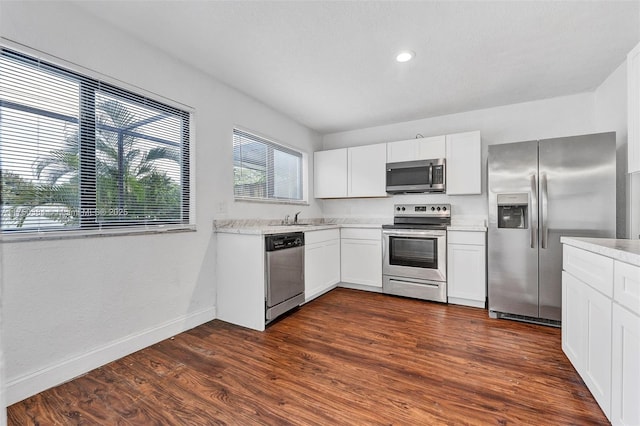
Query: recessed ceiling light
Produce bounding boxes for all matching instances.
[396,50,415,63]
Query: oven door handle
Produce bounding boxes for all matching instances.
[382,229,446,238]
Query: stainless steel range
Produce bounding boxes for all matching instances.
[382,204,450,303]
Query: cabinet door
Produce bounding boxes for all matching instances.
[584,284,613,418]
[387,139,417,163]
[628,41,640,174]
[416,135,446,159]
[305,242,326,300]
[562,271,586,370]
[305,238,341,301]
[612,303,640,426]
[446,131,481,195]
[348,144,387,197]
[314,148,348,198]
[324,239,341,288]
[447,241,486,307]
[341,239,382,287]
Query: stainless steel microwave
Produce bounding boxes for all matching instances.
[386,159,446,193]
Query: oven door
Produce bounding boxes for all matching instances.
[382,229,446,282]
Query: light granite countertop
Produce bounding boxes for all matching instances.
[561,237,640,267]
[447,225,487,232]
[213,219,384,235]
[214,217,489,235]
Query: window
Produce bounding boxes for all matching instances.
[0,48,191,234]
[233,128,303,202]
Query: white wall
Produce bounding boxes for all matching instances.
[0,1,321,405]
[321,93,599,225]
[594,61,631,238]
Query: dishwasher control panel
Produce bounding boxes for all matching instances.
[265,232,305,251]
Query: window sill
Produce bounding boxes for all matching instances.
[1,224,197,243]
[234,197,309,206]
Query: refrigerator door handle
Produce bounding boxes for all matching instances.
[541,173,548,249]
[530,173,537,249]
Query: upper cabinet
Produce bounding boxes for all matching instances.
[348,143,387,197]
[628,41,640,174]
[314,143,386,198]
[314,148,348,198]
[446,131,482,195]
[386,135,446,163]
[314,130,481,198]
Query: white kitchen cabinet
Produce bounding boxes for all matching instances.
[583,283,613,417]
[305,229,341,302]
[216,233,266,331]
[562,271,586,369]
[612,302,640,426]
[562,243,640,423]
[446,131,481,195]
[348,143,387,197]
[340,228,382,287]
[562,269,612,418]
[611,260,640,426]
[314,143,386,198]
[314,148,348,198]
[386,135,446,163]
[447,230,486,308]
[628,41,640,174]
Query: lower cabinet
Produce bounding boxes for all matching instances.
[305,229,341,302]
[562,243,640,424]
[582,284,613,416]
[447,230,486,307]
[340,228,382,287]
[611,281,640,426]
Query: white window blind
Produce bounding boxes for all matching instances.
[0,48,191,234]
[233,129,303,202]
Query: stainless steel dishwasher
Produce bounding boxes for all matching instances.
[265,232,305,323]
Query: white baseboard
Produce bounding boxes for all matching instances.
[303,284,339,303]
[5,306,216,406]
[338,282,383,293]
[448,297,486,309]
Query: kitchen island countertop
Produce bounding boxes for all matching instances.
[561,237,640,267]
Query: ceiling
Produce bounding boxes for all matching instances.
[73,1,640,135]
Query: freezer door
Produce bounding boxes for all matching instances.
[488,141,539,318]
[538,132,616,321]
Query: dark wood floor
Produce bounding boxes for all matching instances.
[8,288,608,425]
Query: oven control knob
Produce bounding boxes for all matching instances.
[437,207,441,211]
[442,206,447,211]
[401,207,406,211]
[431,206,436,211]
[396,206,401,211]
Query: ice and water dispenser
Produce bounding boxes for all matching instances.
[497,193,528,229]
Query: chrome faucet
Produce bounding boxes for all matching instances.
[294,211,301,224]
[283,214,290,225]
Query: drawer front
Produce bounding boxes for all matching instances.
[614,260,640,315]
[340,227,381,240]
[447,231,485,245]
[563,245,614,297]
[305,228,340,245]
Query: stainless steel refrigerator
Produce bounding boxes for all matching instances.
[488,132,616,323]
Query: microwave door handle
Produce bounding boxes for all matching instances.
[428,163,433,187]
